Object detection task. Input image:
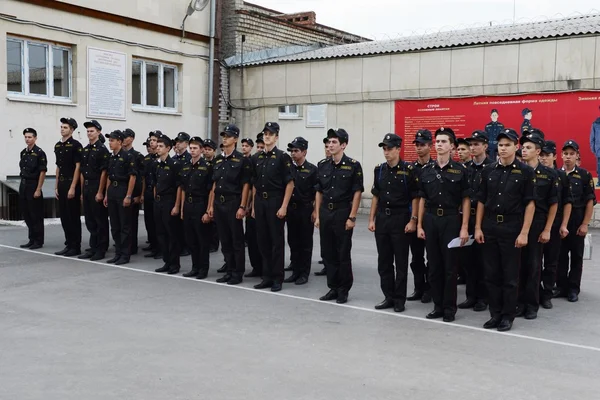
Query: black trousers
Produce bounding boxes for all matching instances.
[19,181,44,245]
[107,195,132,258]
[482,217,522,320]
[464,215,487,302]
[57,178,81,249]
[211,221,219,250]
[557,208,585,294]
[245,216,262,271]
[82,180,109,254]
[214,196,245,279]
[143,188,157,249]
[423,213,460,315]
[287,203,314,279]
[374,211,411,304]
[184,199,210,273]
[518,217,545,311]
[540,221,562,301]
[409,233,429,293]
[255,195,286,284]
[320,205,354,295]
[154,195,181,268]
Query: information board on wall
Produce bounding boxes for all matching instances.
[87,47,127,120]
[395,92,600,178]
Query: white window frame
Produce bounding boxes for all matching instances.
[132,59,179,113]
[6,37,73,103]
[278,105,302,120]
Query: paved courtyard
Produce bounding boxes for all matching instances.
[1,216,599,399]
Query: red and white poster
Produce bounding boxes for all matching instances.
[395,91,600,180]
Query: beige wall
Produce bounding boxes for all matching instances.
[0,0,209,179]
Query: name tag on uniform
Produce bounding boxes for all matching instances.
[340,166,352,170]
[65,144,73,147]
[573,174,581,179]
[118,158,124,161]
[197,167,207,171]
[397,170,409,176]
[537,174,548,179]
[230,158,240,163]
[271,155,277,159]
[164,166,170,170]
[300,169,311,173]
[511,170,522,174]
[447,169,461,174]
[216,159,223,164]
[183,167,191,171]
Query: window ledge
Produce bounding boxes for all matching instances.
[278,114,302,120]
[7,95,76,106]
[132,107,182,116]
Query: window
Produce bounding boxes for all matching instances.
[278,105,301,119]
[6,37,72,100]
[132,59,178,111]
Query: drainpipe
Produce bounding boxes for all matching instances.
[207,0,216,139]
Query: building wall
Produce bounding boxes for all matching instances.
[0,0,210,179]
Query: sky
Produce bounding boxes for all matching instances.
[250,0,600,39]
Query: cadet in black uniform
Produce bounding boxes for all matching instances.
[203,138,220,254]
[517,131,558,320]
[459,130,492,312]
[556,140,596,302]
[520,108,533,135]
[416,128,470,322]
[172,132,191,258]
[243,137,262,278]
[251,122,294,292]
[142,131,161,259]
[538,141,572,309]
[179,137,213,279]
[54,117,83,257]
[284,137,317,285]
[153,135,183,275]
[475,128,536,332]
[19,128,47,249]
[369,134,419,312]
[484,109,505,161]
[408,129,434,303]
[79,120,109,260]
[103,130,136,265]
[207,124,252,285]
[122,128,145,255]
[315,128,364,304]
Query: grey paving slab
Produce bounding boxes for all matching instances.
[0,218,599,399]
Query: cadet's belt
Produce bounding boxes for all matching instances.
[470,207,477,216]
[20,178,38,184]
[187,195,208,203]
[215,194,240,203]
[110,180,129,186]
[378,206,409,216]
[322,201,351,211]
[58,176,73,182]
[84,179,100,185]
[155,193,176,202]
[426,208,459,217]
[484,211,522,224]
[258,190,283,200]
[289,201,313,209]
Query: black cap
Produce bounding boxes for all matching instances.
[190,136,204,145]
[157,135,173,147]
[497,128,519,143]
[83,120,102,131]
[519,132,545,147]
[149,130,162,138]
[541,140,557,155]
[175,132,190,142]
[413,129,432,144]
[105,130,124,141]
[491,108,499,114]
[467,130,489,143]
[263,122,280,134]
[256,132,265,144]
[123,128,135,139]
[527,128,545,139]
[288,136,309,151]
[562,140,580,152]
[221,124,240,138]
[204,139,217,150]
[327,128,349,144]
[378,133,402,148]
[142,140,150,146]
[241,138,254,147]
[60,117,78,130]
[456,138,469,146]
[522,107,533,116]
[23,127,37,136]
[435,127,456,144]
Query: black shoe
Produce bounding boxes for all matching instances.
[183,270,199,278]
[540,299,553,309]
[155,264,170,273]
[209,247,218,253]
[407,291,423,301]
[20,241,33,248]
[421,291,432,303]
[314,267,327,276]
[374,298,394,310]
[107,255,120,264]
[227,277,243,285]
[483,317,501,329]
[567,291,579,302]
[458,298,476,309]
[244,269,261,278]
[473,301,488,312]
[318,260,324,264]
[283,274,299,283]
[28,243,43,250]
[180,249,190,257]
[393,301,405,312]
[153,253,164,260]
[115,257,130,266]
[217,264,227,273]
[553,288,567,298]
[216,274,231,283]
[515,305,525,318]
[443,314,455,323]
[78,252,94,260]
[295,276,308,285]
[457,275,466,285]
[63,248,81,257]
[271,282,282,292]
[144,252,157,258]
[196,271,208,280]
[141,245,153,251]
[319,289,338,301]
[524,309,538,320]
[336,293,348,304]
[284,264,294,272]
[90,252,105,261]
[54,247,70,256]
[254,280,274,290]
[167,267,180,275]
[426,310,444,319]
[497,319,513,332]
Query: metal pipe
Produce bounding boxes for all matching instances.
[206,0,216,139]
